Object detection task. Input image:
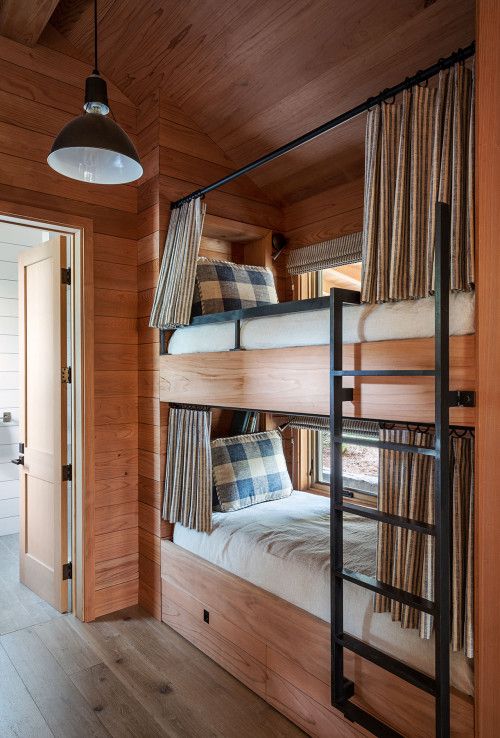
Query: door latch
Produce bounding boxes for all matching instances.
[11,442,24,465]
[61,367,72,384]
[62,562,72,580]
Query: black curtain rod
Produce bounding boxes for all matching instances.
[171,42,475,210]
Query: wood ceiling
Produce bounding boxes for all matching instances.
[4,0,476,206]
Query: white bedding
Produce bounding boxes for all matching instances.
[173,491,473,695]
[168,290,475,354]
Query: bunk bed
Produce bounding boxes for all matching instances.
[155,45,476,738]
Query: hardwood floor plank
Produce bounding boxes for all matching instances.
[68,606,304,738]
[34,616,102,677]
[0,644,53,738]
[0,538,60,639]
[71,662,166,738]
[0,628,110,737]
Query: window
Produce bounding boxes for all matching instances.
[314,430,379,499]
[317,263,362,296]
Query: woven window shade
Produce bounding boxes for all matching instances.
[285,416,379,439]
[287,232,362,275]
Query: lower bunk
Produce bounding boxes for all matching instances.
[160,492,474,738]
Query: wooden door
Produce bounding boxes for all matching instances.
[17,236,69,612]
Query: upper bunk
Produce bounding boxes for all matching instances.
[160,291,475,425]
[156,46,476,428]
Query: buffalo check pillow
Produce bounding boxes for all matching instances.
[192,257,278,316]
[211,431,293,512]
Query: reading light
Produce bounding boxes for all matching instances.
[47,0,142,185]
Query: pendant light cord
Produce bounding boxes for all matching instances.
[93,0,99,75]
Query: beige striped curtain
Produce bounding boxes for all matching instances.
[150,198,206,328]
[287,232,362,275]
[162,407,213,532]
[362,62,474,303]
[375,428,474,657]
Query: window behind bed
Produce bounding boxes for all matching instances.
[313,430,378,500]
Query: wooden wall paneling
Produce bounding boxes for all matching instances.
[0,33,142,620]
[476,2,500,734]
[0,35,131,103]
[160,175,282,231]
[137,114,163,618]
[283,177,364,250]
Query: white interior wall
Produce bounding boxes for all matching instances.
[0,224,50,536]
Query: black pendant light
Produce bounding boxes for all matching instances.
[47,0,142,184]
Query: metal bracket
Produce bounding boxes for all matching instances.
[61,367,72,384]
[61,267,71,285]
[62,562,72,580]
[448,390,475,408]
[62,464,72,482]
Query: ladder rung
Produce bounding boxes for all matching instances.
[331,369,436,377]
[336,569,435,615]
[337,633,436,695]
[335,503,435,535]
[332,435,436,456]
[340,701,404,738]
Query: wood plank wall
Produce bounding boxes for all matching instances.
[0,36,139,621]
[136,91,283,618]
[283,178,364,249]
[475,1,500,734]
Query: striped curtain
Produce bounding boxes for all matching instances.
[150,198,206,328]
[362,63,474,303]
[287,232,362,275]
[162,407,213,532]
[375,427,474,657]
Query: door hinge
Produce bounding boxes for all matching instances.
[61,267,71,285]
[62,464,72,482]
[61,366,72,384]
[62,562,72,580]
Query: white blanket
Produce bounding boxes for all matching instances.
[168,290,475,354]
[173,491,473,695]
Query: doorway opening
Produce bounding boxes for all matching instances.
[0,216,84,629]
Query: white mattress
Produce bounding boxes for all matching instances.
[173,491,473,695]
[168,291,475,354]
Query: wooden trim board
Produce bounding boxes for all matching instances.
[160,335,475,425]
[475,1,500,734]
[161,540,473,738]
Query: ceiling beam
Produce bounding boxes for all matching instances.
[0,0,61,47]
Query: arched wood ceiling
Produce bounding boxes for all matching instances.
[45,0,475,206]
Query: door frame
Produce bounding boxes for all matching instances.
[0,200,94,622]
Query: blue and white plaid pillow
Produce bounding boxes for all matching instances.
[211,431,292,512]
[192,257,278,316]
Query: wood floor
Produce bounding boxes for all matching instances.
[0,534,304,737]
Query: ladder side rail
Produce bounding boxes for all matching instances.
[434,201,452,738]
[330,287,346,705]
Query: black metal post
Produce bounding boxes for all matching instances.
[434,202,451,738]
[330,287,345,706]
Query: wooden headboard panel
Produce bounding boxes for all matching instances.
[159,334,476,426]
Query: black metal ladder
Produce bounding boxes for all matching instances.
[330,202,455,738]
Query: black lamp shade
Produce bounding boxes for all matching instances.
[47,112,143,184]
